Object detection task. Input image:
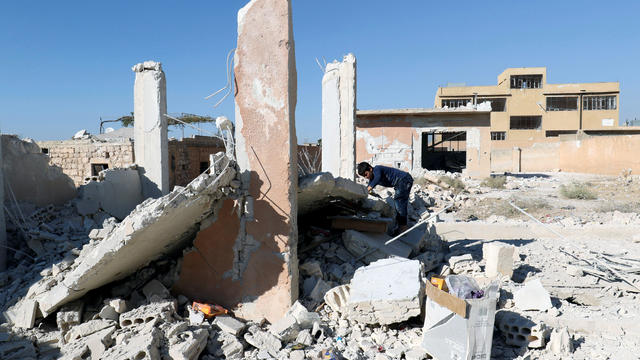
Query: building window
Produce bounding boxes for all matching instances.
[41,148,49,154]
[583,95,616,110]
[546,130,577,137]
[510,75,542,89]
[546,96,578,111]
[91,163,109,176]
[478,98,506,112]
[441,98,471,108]
[510,116,542,130]
[491,131,506,141]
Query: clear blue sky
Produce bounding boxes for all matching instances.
[1,0,638,143]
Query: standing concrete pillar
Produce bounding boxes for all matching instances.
[132,61,169,198]
[172,0,298,323]
[321,54,357,180]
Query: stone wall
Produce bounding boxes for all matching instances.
[168,136,225,189]
[37,139,134,186]
[38,135,225,190]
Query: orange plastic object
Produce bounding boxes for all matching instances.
[192,302,229,318]
[430,277,446,291]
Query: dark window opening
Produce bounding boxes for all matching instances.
[91,163,109,176]
[491,131,506,141]
[546,96,578,111]
[421,132,466,172]
[546,130,578,137]
[41,148,49,154]
[510,116,542,130]
[583,95,616,110]
[441,98,472,108]
[200,161,210,173]
[510,75,543,89]
[478,98,506,112]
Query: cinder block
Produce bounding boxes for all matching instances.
[496,312,549,348]
[483,243,515,278]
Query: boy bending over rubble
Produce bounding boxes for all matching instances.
[357,161,413,234]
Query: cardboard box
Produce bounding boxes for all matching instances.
[422,280,499,360]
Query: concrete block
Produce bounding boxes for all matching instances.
[549,327,573,354]
[168,328,209,360]
[119,301,176,328]
[324,285,350,313]
[269,313,300,342]
[213,315,246,337]
[98,305,119,322]
[299,260,323,278]
[345,258,424,324]
[447,253,481,274]
[514,279,552,311]
[295,329,314,346]
[309,278,332,304]
[412,251,443,273]
[483,242,515,278]
[102,327,161,360]
[213,331,244,359]
[342,230,412,264]
[404,346,429,360]
[290,349,305,360]
[142,279,171,301]
[84,326,116,360]
[6,299,38,329]
[396,223,428,253]
[57,301,84,332]
[64,319,116,343]
[286,301,321,329]
[108,299,127,314]
[244,327,282,357]
[497,312,549,348]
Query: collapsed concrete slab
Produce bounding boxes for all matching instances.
[344,258,424,324]
[30,156,236,318]
[514,278,552,311]
[298,172,367,213]
[173,0,298,323]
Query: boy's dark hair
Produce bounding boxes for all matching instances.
[357,162,372,177]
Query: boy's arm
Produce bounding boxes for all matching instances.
[368,167,381,189]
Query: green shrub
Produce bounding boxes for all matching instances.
[481,176,506,189]
[560,182,597,200]
[438,176,465,192]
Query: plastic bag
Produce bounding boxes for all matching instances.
[445,275,481,299]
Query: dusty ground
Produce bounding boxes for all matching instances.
[433,171,640,359]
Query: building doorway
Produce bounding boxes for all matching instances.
[421,131,466,172]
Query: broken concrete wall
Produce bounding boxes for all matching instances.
[168,135,226,189]
[31,155,236,317]
[75,167,144,220]
[37,138,135,186]
[133,61,169,199]
[491,133,640,175]
[355,111,492,178]
[2,135,77,206]
[173,0,298,324]
[322,54,357,180]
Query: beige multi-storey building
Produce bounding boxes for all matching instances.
[434,67,622,149]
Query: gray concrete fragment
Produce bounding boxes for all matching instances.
[483,242,515,278]
[168,328,209,360]
[412,251,443,272]
[244,327,282,357]
[34,158,236,317]
[514,279,552,311]
[142,279,171,301]
[0,340,37,360]
[64,319,116,343]
[496,312,548,348]
[213,315,246,336]
[57,301,84,332]
[98,304,119,322]
[298,172,367,214]
[295,329,314,346]
[120,301,176,328]
[345,258,424,325]
[309,278,332,303]
[549,327,573,354]
[108,299,127,314]
[286,301,321,329]
[447,253,481,274]
[5,299,38,329]
[269,313,299,342]
[342,230,412,264]
[102,327,161,360]
[85,326,116,360]
[324,284,351,313]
